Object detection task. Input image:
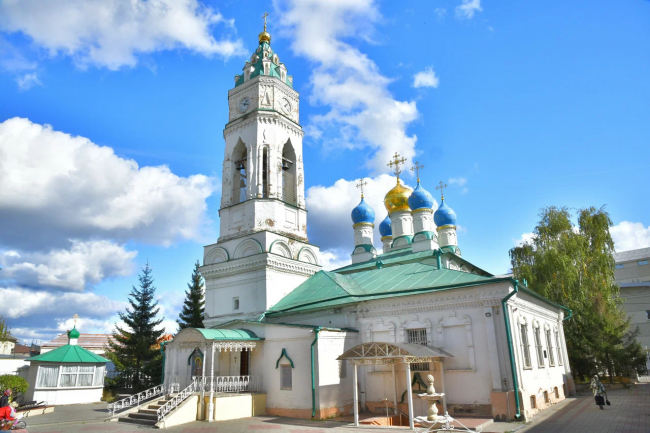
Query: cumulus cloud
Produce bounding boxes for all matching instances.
[277,0,419,173]
[15,72,41,90]
[0,117,215,251]
[456,0,482,19]
[320,249,352,271]
[514,232,535,247]
[1,241,136,292]
[413,67,440,89]
[448,176,468,194]
[611,221,650,252]
[0,0,244,70]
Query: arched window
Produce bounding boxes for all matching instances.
[281,140,297,205]
[232,140,247,205]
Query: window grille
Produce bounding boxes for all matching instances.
[534,327,544,367]
[555,331,563,365]
[546,329,555,366]
[280,365,292,390]
[407,328,430,371]
[282,170,296,205]
[520,324,532,368]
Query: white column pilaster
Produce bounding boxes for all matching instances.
[207,344,215,422]
[405,362,414,430]
[353,364,359,427]
[392,364,398,415]
[438,360,447,414]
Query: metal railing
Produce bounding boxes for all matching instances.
[195,375,262,393]
[107,384,164,416]
[381,399,410,426]
[157,379,196,422]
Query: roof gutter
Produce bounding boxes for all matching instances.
[310,327,322,418]
[501,280,521,419]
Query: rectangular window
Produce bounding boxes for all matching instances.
[615,264,624,269]
[36,366,59,387]
[546,329,555,366]
[534,327,544,367]
[78,366,95,386]
[233,297,239,310]
[639,260,648,266]
[60,365,78,387]
[93,365,105,386]
[555,331,563,366]
[280,365,292,390]
[407,328,430,371]
[520,324,532,368]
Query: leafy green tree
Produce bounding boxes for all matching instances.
[177,260,205,330]
[510,206,647,381]
[0,375,28,398]
[0,316,10,344]
[108,262,164,390]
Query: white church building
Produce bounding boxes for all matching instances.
[162,23,575,426]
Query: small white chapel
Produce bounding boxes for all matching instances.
[162,20,576,427]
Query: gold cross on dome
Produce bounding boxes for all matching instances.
[387,152,407,181]
[73,314,79,327]
[262,12,269,31]
[435,181,448,200]
[356,178,368,198]
[411,161,424,182]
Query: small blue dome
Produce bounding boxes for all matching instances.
[434,200,457,227]
[379,215,392,237]
[408,182,435,211]
[351,198,375,225]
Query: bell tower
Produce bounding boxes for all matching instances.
[200,16,321,328]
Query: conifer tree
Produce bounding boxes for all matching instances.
[177,260,205,329]
[108,262,164,390]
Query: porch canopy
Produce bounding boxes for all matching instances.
[337,342,453,429]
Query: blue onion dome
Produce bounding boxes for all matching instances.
[408,181,435,211]
[351,198,375,225]
[434,200,457,227]
[379,215,392,237]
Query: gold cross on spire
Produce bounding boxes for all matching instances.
[435,181,448,200]
[262,12,269,31]
[387,152,407,181]
[356,178,368,198]
[411,161,424,182]
[73,313,79,327]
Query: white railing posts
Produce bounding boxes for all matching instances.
[201,375,261,393]
[107,384,164,416]
[157,378,197,423]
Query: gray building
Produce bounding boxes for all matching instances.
[614,247,650,371]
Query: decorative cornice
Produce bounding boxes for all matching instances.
[201,253,320,280]
[353,222,375,229]
[224,112,303,138]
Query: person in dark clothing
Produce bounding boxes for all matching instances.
[0,389,11,408]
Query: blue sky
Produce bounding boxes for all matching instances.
[1,0,649,343]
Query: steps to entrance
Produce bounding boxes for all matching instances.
[117,394,177,426]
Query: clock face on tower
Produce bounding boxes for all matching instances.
[281,97,292,114]
[238,97,251,113]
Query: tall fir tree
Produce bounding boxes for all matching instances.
[177,260,205,329]
[510,206,647,380]
[108,262,164,390]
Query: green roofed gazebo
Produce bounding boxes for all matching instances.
[24,326,109,406]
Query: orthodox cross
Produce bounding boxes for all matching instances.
[262,12,269,31]
[387,152,407,181]
[411,161,424,182]
[73,313,79,327]
[356,178,368,198]
[435,181,448,200]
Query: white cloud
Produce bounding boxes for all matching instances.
[435,8,447,20]
[320,249,352,271]
[611,221,650,252]
[514,232,535,247]
[456,0,482,19]
[448,177,467,187]
[413,67,440,89]
[15,72,42,90]
[1,240,136,292]
[278,0,419,173]
[0,0,244,70]
[0,117,215,251]
[306,174,438,254]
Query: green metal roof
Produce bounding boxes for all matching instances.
[267,261,497,315]
[26,344,109,363]
[195,328,262,340]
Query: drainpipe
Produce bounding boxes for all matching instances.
[562,308,573,321]
[501,280,521,419]
[434,249,442,269]
[160,341,166,385]
[310,327,323,418]
[258,312,266,322]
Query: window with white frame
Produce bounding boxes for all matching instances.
[407,328,430,371]
[546,329,555,366]
[520,324,532,368]
[555,331,563,365]
[534,326,544,367]
[37,364,105,388]
[36,365,59,387]
[280,364,292,390]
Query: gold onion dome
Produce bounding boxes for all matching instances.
[259,30,271,44]
[384,180,413,214]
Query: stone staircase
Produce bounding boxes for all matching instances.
[117,394,177,426]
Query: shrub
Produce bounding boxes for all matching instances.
[0,375,28,398]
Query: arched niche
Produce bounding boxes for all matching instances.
[269,240,292,258]
[232,138,248,205]
[281,140,297,205]
[436,311,475,371]
[297,247,318,265]
[204,247,229,265]
[234,238,263,259]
